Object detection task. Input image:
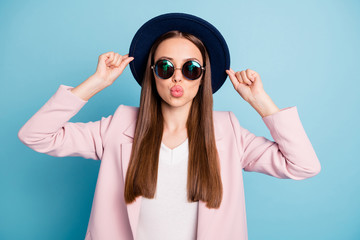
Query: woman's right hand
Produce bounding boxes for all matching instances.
[94,51,134,87]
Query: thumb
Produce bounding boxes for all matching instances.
[226,69,240,91]
[117,56,134,72]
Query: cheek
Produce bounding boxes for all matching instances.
[188,81,201,95]
[155,79,167,95]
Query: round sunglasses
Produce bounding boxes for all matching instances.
[151,59,205,80]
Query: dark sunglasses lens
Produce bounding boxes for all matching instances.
[155,60,174,79]
[183,61,202,80]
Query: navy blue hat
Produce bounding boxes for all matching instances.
[129,13,230,94]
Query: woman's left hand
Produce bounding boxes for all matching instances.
[226,68,265,103]
[226,68,280,118]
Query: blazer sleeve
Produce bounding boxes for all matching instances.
[18,84,112,160]
[229,106,321,180]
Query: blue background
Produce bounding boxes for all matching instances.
[1,0,359,239]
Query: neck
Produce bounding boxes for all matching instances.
[161,101,192,133]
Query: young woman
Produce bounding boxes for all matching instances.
[18,13,321,240]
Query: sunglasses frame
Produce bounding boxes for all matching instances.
[151,59,205,80]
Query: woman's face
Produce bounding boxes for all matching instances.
[153,37,203,109]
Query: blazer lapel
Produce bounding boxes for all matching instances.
[121,116,224,240]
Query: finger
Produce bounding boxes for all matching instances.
[240,71,252,85]
[118,56,134,71]
[226,69,240,89]
[111,53,122,66]
[101,51,114,58]
[105,52,115,65]
[226,69,235,79]
[112,53,119,63]
[246,69,256,82]
[99,52,112,63]
[114,55,123,67]
[229,67,236,75]
[103,51,114,60]
[114,54,129,66]
[226,69,237,82]
[235,71,244,84]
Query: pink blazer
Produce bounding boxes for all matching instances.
[18,85,321,240]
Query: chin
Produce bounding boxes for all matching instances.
[162,97,192,108]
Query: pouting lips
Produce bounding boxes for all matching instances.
[170,85,184,97]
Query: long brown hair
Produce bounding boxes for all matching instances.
[124,30,223,209]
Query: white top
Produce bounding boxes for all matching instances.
[136,138,199,240]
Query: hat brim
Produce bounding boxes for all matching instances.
[129,13,230,94]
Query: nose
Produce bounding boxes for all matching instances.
[172,67,182,82]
